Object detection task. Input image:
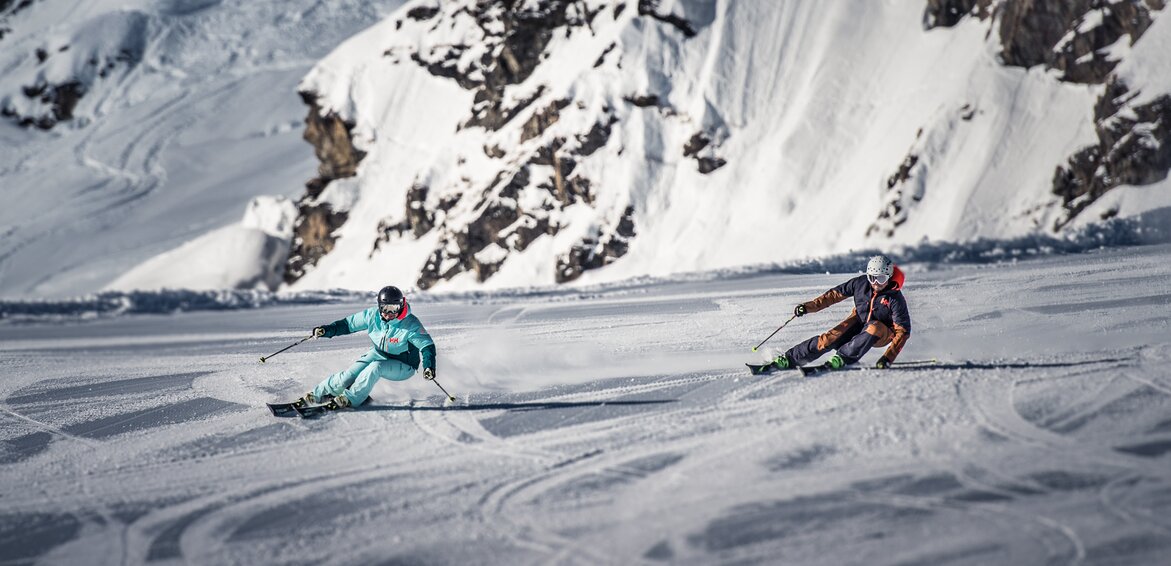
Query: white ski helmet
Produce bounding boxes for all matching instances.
[865,255,895,286]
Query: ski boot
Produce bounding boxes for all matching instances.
[324,394,351,411]
[292,392,316,409]
[773,354,793,370]
[826,354,846,370]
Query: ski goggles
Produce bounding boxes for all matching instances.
[867,273,890,286]
[379,301,403,318]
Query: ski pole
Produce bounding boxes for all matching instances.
[429,378,456,403]
[752,314,798,352]
[260,335,313,363]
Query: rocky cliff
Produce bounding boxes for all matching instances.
[286,0,1170,293]
[895,0,1170,233]
[0,9,147,130]
[290,0,717,289]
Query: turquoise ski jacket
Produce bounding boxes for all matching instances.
[319,302,436,370]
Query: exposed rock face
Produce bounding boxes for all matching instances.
[1,80,84,129]
[683,131,727,174]
[997,0,1159,84]
[0,10,146,129]
[892,0,1169,234]
[638,0,698,37]
[556,206,637,283]
[403,1,600,131]
[926,0,1159,84]
[923,0,993,29]
[289,0,705,289]
[1053,79,1171,228]
[283,92,366,284]
[868,152,923,238]
[0,0,40,41]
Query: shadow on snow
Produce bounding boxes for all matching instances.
[362,400,675,412]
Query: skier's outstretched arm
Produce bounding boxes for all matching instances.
[314,308,374,338]
[799,279,856,316]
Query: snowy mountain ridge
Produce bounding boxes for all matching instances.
[278,0,1171,295]
[1,0,1169,299]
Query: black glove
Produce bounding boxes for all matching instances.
[793,304,807,317]
[312,326,326,338]
[875,358,890,369]
[422,368,435,380]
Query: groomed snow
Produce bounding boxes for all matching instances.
[1,246,1169,564]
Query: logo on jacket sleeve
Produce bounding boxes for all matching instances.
[880,297,890,307]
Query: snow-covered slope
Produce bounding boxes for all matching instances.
[0,0,405,298]
[1,246,1169,564]
[271,0,1171,295]
[2,1,1169,300]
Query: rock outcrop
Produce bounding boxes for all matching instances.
[283,92,366,284]
[0,0,39,41]
[881,0,1169,235]
[1053,79,1171,228]
[292,0,705,288]
[0,10,147,130]
[683,130,728,174]
[555,206,636,283]
[925,0,1158,84]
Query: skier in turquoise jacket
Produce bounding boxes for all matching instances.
[298,286,436,409]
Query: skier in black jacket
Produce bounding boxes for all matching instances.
[774,255,911,370]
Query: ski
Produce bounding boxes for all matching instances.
[289,395,375,418]
[748,357,939,378]
[798,362,931,377]
[266,402,303,417]
[293,403,339,418]
[798,364,837,377]
[267,394,372,418]
[745,362,778,375]
[745,361,804,376]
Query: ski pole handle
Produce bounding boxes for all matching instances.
[751,314,798,352]
[260,335,313,363]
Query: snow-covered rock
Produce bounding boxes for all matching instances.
[284,0,1171,294]
[107,195,298,291]
[2,0,1169,299]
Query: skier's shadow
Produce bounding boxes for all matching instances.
[899,357,1132,371]
[364,400,675,412]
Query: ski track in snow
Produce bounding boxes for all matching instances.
[1,246,1170,564]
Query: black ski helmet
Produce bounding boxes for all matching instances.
[377,286,405,318]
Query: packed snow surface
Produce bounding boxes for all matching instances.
[1,246,1169,564]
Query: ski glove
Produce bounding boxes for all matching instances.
[312,326,326,338]
[875,358,891,369]
[422,368,435,381]
[793,304,807,317]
